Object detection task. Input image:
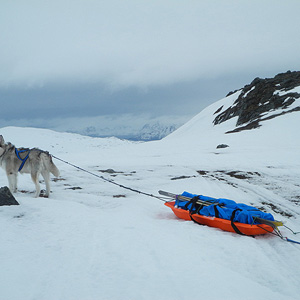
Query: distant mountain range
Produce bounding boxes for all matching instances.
[53,70,300,141]
[75,122,179,141]
[130,122,178,141]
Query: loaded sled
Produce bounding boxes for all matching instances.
[160,191,283,236]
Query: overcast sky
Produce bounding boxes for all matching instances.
[1,0,300,133]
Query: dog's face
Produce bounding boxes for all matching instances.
[0,135,6,156]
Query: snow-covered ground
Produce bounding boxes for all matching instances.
[0,94,300,300]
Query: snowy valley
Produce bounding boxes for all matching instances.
[1,72,300,300]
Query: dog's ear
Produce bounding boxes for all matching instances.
[0,135,4,147]
[0,135,5,156]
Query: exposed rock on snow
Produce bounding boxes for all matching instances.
[216,144,229,149]
[213,71,300,133]
[0,186,19,206]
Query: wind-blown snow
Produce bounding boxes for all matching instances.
[0,94,300,300]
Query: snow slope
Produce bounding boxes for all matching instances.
[0,95,300,300]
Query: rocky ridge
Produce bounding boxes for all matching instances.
[213,71,300,133]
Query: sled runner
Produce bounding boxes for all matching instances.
[160,191,283,236]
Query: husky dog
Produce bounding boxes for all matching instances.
[0,135,60,197]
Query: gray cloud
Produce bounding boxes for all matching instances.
[1,1,300,88]
[1,1,300,134]
[0,73,258,121]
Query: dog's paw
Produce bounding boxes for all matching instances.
[39,189,49,198]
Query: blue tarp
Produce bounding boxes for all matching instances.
[175,191,274,224]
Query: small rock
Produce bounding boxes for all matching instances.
[216,144,229,149]
[99,169,118,174]
[0,186,19,206]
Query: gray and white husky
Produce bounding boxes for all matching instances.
[0,135,60,197]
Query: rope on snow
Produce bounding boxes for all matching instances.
[52,155,167,202]
[52,155,300,244]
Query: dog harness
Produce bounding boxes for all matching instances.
[15,148,30,172]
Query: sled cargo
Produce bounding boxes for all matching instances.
[165,201,274,235]
[160,191,282,236]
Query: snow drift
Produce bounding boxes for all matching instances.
[0,74,300,299]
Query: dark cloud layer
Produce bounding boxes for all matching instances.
[1,1,300,131]
[0,72,264,121]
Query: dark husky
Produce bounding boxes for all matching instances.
[0,135,60,197]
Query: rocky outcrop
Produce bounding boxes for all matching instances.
[0,186,19,206]
[213,71,300,133]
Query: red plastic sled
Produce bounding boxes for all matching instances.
[165,201,274,236]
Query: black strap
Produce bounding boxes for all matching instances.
[190,213,203,225]
[184,196,200,212]
[214,205,220,218]
[230,209,246,236]
[187,200,248,236]
[194,203,203,215]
